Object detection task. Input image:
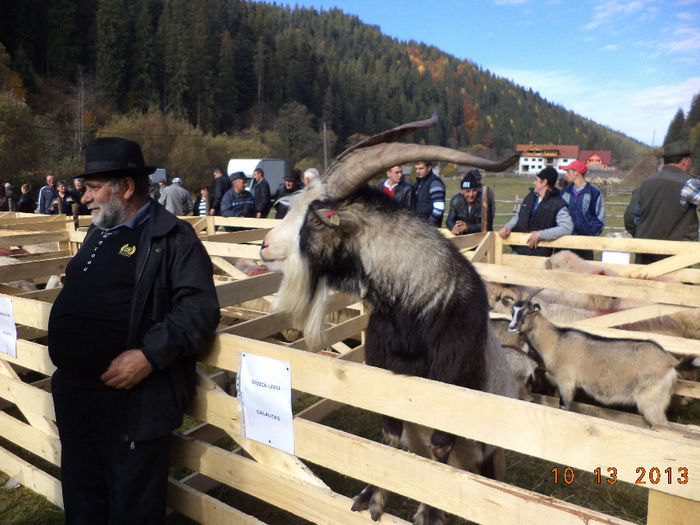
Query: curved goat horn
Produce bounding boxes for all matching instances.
[524,288,544,303]
[322,113,520,200]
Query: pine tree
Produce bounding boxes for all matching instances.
[663,109,686,145]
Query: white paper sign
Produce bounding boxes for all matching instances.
[237,352,294,454]
[601,251,631,265]
[0,297,17,358]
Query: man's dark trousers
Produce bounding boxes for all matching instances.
[52,371,170,524]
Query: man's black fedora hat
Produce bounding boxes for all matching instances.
[80,137,156,178]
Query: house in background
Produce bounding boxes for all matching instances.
[515,143,579,175]
[580,150,613,171]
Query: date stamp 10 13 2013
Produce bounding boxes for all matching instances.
[551,466,689,485]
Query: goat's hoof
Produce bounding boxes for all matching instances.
[351,485,387,521]
[413,503,447,525]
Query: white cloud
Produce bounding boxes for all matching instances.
[493,67,700,144]
[659,26,700,54]
[602,44,619,51]
[584,0,650,31]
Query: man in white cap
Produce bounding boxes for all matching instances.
[158,176,192,216]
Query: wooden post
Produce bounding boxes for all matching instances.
[647,490,700,525]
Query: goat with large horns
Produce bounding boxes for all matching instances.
[261,113,520,524]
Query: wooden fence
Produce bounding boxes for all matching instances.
[0,213,698,524]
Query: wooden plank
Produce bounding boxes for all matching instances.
[0,412,61,466]
[570,304,693,329]
[1,294,53,330]
[185,382,327,489]
[201,335,700,500]
[0,373,56,422]
[287,314,368,350]
[213,217,281,229]
[17,287,62,302]
[0,256,69,283]
[167,478,266,525]
[211,256,250,280]
[220,311,290,338]
[502,232,700,255]
[647,491,700,525]
[1,340,55,376]
[0,445,63,509]
[202,241,262,259]
[215,272,282,308]
[205,228,271,244]
[171,436,412,525]
[675,380,700,399]
[474,262,700,307]
[469,232,492,263]
[621,252,700,278]
[448,231,487,251]
[0,231,68,247]
[175,405,633,525]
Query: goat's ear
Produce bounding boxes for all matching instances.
[308,205,358,234]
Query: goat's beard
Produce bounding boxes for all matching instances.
[272,249,329,351]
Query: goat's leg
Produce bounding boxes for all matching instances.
[413,430,456,525]
[479,447,506,480]
[351,416,402,521]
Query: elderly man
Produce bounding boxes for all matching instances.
[159,177,192,216]
[38,174,58,214]
[446,171,493,235]
[413,160,445,226]
[273,169,304,219]
[498,166,573,256]
[48,137,220,524]
[625,141,698,264]
[560,160,605,260]
[378,165,413,209]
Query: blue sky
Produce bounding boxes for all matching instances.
[282,0,700,145]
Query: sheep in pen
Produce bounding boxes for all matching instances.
[260,113,521,525]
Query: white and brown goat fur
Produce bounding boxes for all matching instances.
[261,114,520,524]
[508,291,700,428]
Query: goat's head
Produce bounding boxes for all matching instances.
[508,289,543,334]
[260,112,520,348]
[486,282,525,314]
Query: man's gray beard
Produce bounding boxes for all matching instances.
[92,193,129,229]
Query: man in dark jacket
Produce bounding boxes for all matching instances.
[498,166,573,256]
[273,169,304,219]
[251,167,272,218]
[48,137,220,524]
[625,141,698,264]
[210,167,232,215]
[378,165,413,209]
[446,171,493,234]
[221,171,255,218]
[413,160,445,226]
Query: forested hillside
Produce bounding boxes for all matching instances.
[1,0,649,185]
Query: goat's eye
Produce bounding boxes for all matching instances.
[310,216,322,227]
[501,296,513,304]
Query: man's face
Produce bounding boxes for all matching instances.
[534,176,548,195]
[387,166,402,185]
[254,171,262,182]
[214,170,222,179]
[462,188,478,205]
[284,180,296,191]
[415,163,429,178]
[82,179,128,229]
[57,182,66,196]
[46,175,56,188]
[234,178,246,192]
[74,179,84,192]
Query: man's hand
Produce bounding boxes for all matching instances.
[451,220,467,235]
[527,230,541,248]
[498,227,511,239]
[101,349,153,389]
[209,208,216,216]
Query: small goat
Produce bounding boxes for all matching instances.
[508,291,700,428]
